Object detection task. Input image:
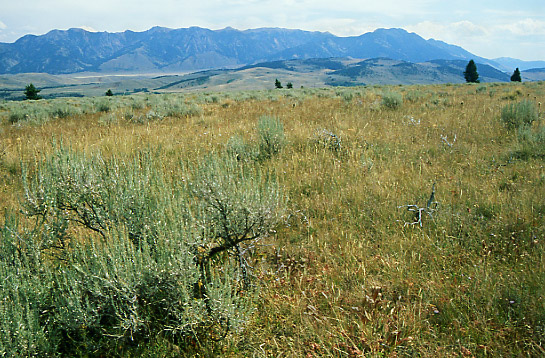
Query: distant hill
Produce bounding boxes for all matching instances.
[323,58,510,85]
[0,57,515,100]
[0,26,502,75]
[521,68,545,82]
[492,57,545,72]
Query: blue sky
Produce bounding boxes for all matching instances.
[0,0,544,61]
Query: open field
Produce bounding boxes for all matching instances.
[1,82,545,357]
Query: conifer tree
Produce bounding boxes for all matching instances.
[510,68,522,82]
[464,60,479,83]
[274,79,283,89]
[24,83,42,100]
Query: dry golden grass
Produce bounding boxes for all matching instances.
[1,82,545,357]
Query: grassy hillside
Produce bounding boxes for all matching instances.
[0,58,520,101]
[0,82,544,357]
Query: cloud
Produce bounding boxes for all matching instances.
[0,20,7,30]
[500,18,545,36]
[78,26,98,32]
[407,18,545,61]
[451,21,488,37]
[407,20,488,41]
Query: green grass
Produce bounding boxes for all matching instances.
[1,82,545,356]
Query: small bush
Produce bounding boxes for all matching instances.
[257,116,286,160]
[381,91,403,109]
[50,103,78,119]
[186,154,284,258]
[145,109,164,121]
[8,110,27,124]
[339,91,354,103]
[130,97,146,110]
[226,134,256,162]
[501,100,538,129]
[314,129,342,153]
[166,102,203,118]
[95,98,112,113]
[405,90,425,103]
[510,124,545,160]
[502,89,523,100]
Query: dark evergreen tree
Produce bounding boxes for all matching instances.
[464,60,479,83]
[274,79,283,89]
[105,89,114,96]
[510,68,522,82]
[24,83,42,100]
[286,82,293,89]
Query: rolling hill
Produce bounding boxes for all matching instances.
[0,57,517,100]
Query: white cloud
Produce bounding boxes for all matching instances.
[407,20,488,42]
[0,20,7,30]
[300,19,383,37]
[500,18,545,36]
[451,21,488,37]
[78,26,98,32]
[407,19,545,61]
[295,0,434,17]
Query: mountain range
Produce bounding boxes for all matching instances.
[2,26,543,76]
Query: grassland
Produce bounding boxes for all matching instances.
[1,82,544,357]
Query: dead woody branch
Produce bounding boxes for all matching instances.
[441,134,457,147]
[398,182,439,227]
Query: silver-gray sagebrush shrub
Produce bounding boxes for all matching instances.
[257,115,286,160]
[500,99,538,130]
[21,147,164,250]
[0,213,57,357]
[185,154,284,287]
[226,134,258,162]
[381,91,403,109]
[511,123,545,160]
[9,144,284,355]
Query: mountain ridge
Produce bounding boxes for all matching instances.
[0,26,519,75]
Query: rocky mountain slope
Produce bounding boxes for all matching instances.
[0,27,497,75]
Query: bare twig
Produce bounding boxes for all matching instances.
[398,183,439,227]
[403,115,420,125]
[441,134,457,147]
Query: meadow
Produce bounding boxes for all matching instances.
[0,82,544,357]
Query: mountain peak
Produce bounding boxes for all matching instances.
[0,26,493,75]
[147,26,173,33]
[372,27,408,34]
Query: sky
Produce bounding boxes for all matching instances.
[0,0,544,61]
